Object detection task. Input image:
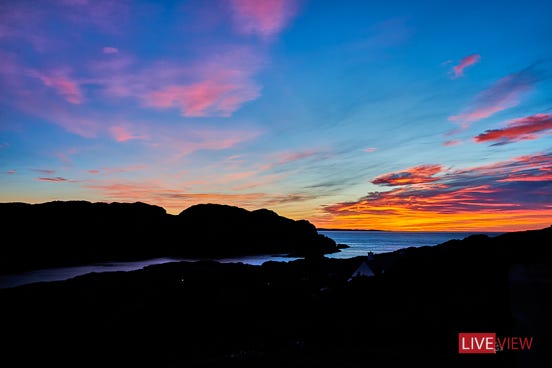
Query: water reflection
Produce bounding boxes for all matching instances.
[0,255,298,289]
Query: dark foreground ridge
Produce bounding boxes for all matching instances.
[1,225,551,367]
[0,201,338,273]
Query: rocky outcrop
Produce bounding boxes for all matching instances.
[0,201,338,273]
[175,204,337,258]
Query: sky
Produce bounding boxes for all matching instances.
[1,0,552,231]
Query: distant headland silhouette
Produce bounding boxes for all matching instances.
[0,201,338,273]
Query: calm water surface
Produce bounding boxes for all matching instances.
[0,231,501,288]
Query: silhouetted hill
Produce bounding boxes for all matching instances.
[1,225,550,367]
[0,201,338,273]
[176,204,337,257]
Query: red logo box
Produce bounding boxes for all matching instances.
[458,333,496,354]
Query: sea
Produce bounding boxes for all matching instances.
[0,230,501,288]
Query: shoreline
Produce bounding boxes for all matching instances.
[1,226,551,366]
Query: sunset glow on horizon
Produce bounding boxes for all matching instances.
[1,0,551,231]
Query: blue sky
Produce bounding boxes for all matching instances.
[1,0,551,230]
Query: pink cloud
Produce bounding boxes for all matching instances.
[102,46,119,54]
[229,0,297,38]
[363,147,377,153]
[443,139,461,147]
[109,125,146,142]
[95,49,262,118]
[474,113,552,145]
[32,72,83,104]
[451,54,480,78]
[147,80,260,117]
[5,169,16,175]
[449,68,537,126]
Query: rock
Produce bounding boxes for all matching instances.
[0,201,338,273]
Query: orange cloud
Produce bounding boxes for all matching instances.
[84,180,312,215]
[318,152,552,231]
[372,164,443,186]
[474,113,552,145]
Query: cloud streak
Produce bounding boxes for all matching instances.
[109,125,146,142]
[36,176,69,182]
[372,164,443,186]
[449,66,538,126]
[146,79,260,117]
[84,180,313,215]
[32,71,83,104]
[474,113,552,145]
[451,54,480,78]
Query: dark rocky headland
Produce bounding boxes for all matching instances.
[0,201,550,367]
[0,201,338,273]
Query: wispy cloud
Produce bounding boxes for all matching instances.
[229,0,297,38]
[443,139,461,147]
[146,79,260,117]
[54,147,79,164]
[451,54,480,78]
[372,164,444,186]
[31,169,56,174]
[109,125,146,142]
[99,49,263,118]
[474,113,552,145]
[86,165,144,176]
[149,127,261,160]
[83,179,311,214]
[31,71,83,104]
[263,149,327,170]
[363,147,377,153]
[449,66,538,126]
[36,176,69,182]
[102,46,119,54]
[58,0,130,34]
[4,169,16,175]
